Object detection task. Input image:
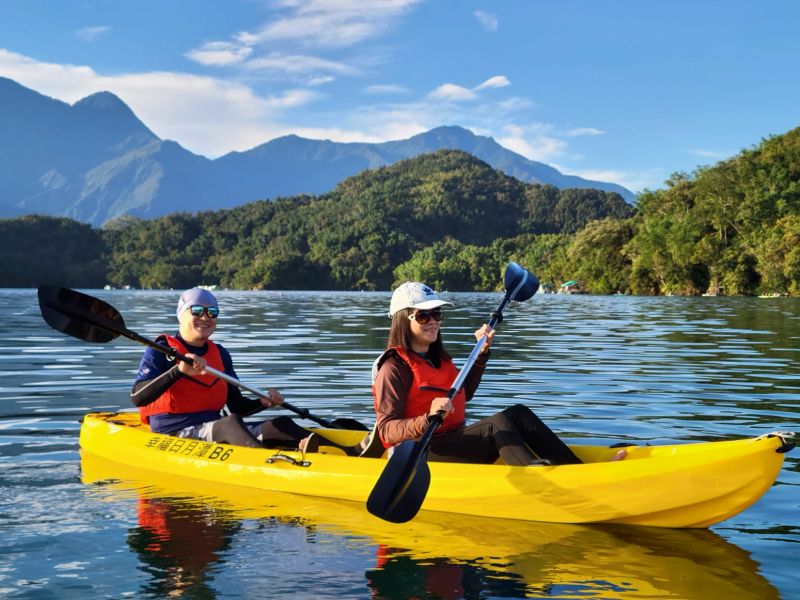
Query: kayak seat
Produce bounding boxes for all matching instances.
[303,424,385,458]
[354,424,385,458]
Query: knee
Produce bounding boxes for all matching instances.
[211,414,250,442]
[503,403,533,420]
[214,414,245,430]
[503,403,544,427]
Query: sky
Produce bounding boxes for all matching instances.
[1,0,799,194]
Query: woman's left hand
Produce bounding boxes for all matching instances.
[260,388,284,408]
[475,324,495,352]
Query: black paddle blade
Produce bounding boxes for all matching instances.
[366,439,431,523]
[503,261,539,302]
[37,285,124,343]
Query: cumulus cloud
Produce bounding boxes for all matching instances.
[244,53,358,76]
[566,127,604,137]
[474,10,498,32]
[0,49,302,157]
[76,26,111,42]
[185,42,253,66]
[429,83,477,101]
[475,75,510,90]
[364,83,409,94]
[428,76,510,102]
[558,166,661,193]
[218,0,421,50]
[497,124,568,162]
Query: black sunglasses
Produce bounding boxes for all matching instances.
[408,308,443,324]
[189,305,219,319]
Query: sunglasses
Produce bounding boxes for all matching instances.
[189,305,219,319]
[408,308,443,324]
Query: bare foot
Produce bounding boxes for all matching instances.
[298,436,310,452]
[612,449,628,461]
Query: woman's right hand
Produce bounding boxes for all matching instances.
[429,396,453,416]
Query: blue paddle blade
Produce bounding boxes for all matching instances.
[366,439,432,523]
[504,262,539,301]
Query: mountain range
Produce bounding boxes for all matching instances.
[0,76,634,226]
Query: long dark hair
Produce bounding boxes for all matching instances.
[386,308,451,364]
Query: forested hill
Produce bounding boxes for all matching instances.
[6,123,799,296]
[1,150,630,291]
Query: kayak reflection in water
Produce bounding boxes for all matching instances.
[372,282,584,465]
[128,496,238,598]
[130,287,310,449]
[366,546,530,600]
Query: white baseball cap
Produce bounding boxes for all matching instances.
[388,282,454,318]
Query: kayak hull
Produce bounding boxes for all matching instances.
[79,412,793,528]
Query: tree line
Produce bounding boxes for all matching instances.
[2,133,799,296]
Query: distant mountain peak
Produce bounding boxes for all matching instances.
[0,77,635,225]
[74,90,129,111]
[71,90,154,139]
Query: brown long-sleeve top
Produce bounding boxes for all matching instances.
[373,350,489,446]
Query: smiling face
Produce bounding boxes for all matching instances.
[408,308,441,353]
[178,305,217,345]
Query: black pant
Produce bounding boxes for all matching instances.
[428,404,582,466]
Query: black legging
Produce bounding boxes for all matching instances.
[211,415,309,449]
[428,404,582,466]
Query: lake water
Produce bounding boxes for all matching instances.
[1,289,798,599]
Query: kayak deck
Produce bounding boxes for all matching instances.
[79,411,794,528]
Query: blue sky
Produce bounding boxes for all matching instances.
[1,0,799,193]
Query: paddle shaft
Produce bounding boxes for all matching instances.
[41,293,340,429]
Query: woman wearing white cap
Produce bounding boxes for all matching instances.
[372,282,583,465]
[130,287,309,448]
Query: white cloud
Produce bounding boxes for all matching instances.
[0,49,299,157]
[475,75,510,90]
[566,127,604,137]
[0,48,646,189]
[558,165,663,193]
[429,83,477,101]
[244,53,358,76]
[227,0,422,49]
[474,10,498,32]
[497,96,535,111]
[76,26,111,42]
[185,42,252,66]
[364,83,409,94]
[496,124,567,162]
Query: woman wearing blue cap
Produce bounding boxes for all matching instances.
[130,287,308,448]
[372,282,588,465]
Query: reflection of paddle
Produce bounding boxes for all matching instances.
[366,262,540,523]
[37,286,367,431]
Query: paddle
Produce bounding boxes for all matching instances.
[37,285,367,431]
[366,262,540,523]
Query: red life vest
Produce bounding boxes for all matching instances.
[138,335,227,424]
[372,347,466,446]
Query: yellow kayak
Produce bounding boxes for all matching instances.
[79,411,794,528]
[81,450,781,600]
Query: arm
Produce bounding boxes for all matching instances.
[462,351,489,401]
[461,324,494,401]
[130,347,180,407]
[217,345,280,416]
[374,355,430,446]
